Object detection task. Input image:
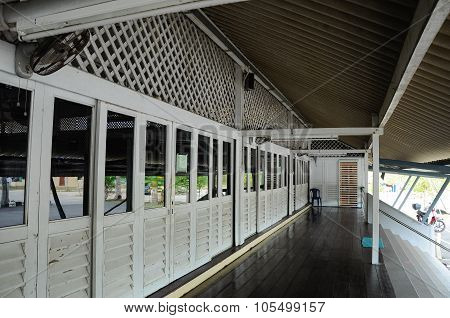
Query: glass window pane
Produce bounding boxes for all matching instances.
[175,129,191,204]
[212,139,218,198]
[0,84,31,228]
[145,121,166,209]
[293,159,296,186]
[222,141,232,196]
[104,111,134,215]
[267,152,272,190]
[298,161,301,184]
[250,148,256,192]
[259,150,265,191]
[197,134,210,202]
[302,161,305,184]
[243,147,248,192]
[273,154,278,189]
[285,157,288,187]
[277,155,283,188]
[50,98,92,221]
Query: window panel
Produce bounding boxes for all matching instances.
[273,154,278,189]
[243,147,248,192]
[293,159,296,186]
[145,121,166,209]
[212,139,218,198]
[222,141,232,196]
[278,155,282,188]
[104,111,134,215]
[250,148,256,192]
[197,134,210,202]
[267,152,272,190]
[259,150,265,191]
[0,84,31,228]
[50,98,92,220]
[175,129,191,204]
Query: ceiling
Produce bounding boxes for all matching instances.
[204,0,449,163]
[381,16,450,163]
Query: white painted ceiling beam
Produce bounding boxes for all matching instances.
[1,0,248,40]
[293,150,368,155]
[378,0,450,128]
[242,127,383,139]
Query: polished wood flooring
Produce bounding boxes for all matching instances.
[184,207,395,298]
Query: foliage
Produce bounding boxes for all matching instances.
[197,175,208,190]
[145,176,165,189]
[175,176,189,193]
[104,176,116,196]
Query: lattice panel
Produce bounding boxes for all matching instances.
[311,140,353,150]
[72,13,236,127]
[292,117,305,129]
[243,81,289,130]
[273,140,306,150]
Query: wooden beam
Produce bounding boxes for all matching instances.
[242,127,383,139]
[294,149,368,155]
[378,0,450,127]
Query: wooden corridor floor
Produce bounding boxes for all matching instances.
[184,207,395,298]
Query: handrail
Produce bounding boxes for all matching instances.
[379,208,450,253]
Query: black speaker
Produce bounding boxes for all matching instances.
[244,72,255,91]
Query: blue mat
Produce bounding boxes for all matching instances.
[361,237,384,249]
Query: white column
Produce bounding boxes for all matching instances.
[363,151,369,222]
[234,137,243,245]
[234,64,244,244]
[372,134,380,265]
[288,153,294,215]
[92,101,108,297]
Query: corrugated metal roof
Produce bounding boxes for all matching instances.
[381,16,450,163]
[204,0,418,149]
[203,0,450,163]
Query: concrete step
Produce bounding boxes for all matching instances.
[381,229,418,297]
[413,245,450,296]
[385,230,434,297]
[400,237,446,297]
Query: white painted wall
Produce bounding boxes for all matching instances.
[310,157,365,207]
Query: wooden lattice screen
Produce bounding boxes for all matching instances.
[72,12,295,130]
[339,161,358,207]
[243,81,289,130]
[72,13,236,127]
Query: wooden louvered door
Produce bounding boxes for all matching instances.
[339,161,359,207]
[141,115,172,296]
[94,102,142,298]
[242,144,257,241]
[171,124,195,280]
[0,75,41,298]
[38,89,96,298]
